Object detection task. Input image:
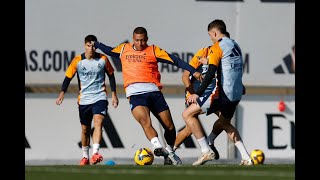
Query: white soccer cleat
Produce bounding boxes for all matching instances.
[192,151,215,166]
[239,159,254,166]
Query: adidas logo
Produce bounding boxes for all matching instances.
[274,45,295,74]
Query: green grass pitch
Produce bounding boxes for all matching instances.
[25,164,294,180]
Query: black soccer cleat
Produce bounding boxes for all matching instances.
[164,156,173,165]
[154,148,168,157]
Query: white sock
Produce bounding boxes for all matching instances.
[150,137,162,148]
[82,146,89,159]
[197,136,211,154]
[92,143,100,154]
[235,141,251,160]
[165,145,174,153]
[207,132,217,145]
[173,146,178,151]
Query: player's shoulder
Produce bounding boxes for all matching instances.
[72,54,83,62]
[195,45,211,54]
[74,54,82,59]
[152,45,166,52]
[198,45,212,50]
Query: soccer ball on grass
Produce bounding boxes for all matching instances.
[134,147,154,165]
[250,149,265,165]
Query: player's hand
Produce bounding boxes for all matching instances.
[187,94,199,104]
[56,92,65,105]
[112,96,119,108]
[91,41,97,48]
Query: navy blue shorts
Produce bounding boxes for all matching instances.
[78,100,109,125]
[129,91,169,115]
[216,93,240,119]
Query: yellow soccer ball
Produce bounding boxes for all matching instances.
[250,149,265,165]
[134,148,154,166]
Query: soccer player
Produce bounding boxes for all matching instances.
[187,19,253,165]
[172,45,220,161]
[55,35,119,165]
[171,32,236,163]
[92,27,202,165]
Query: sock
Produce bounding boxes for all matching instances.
[197,136,211,154]
[207,132,217,145]
[150,137,162,148]
[165,145,174,153]
[235,141,251,160]
[173,146,178,151]
[82,146,89,159]
[92,143,100,154]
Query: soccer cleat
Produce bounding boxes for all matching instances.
[79,157,90,165]
[239,159,254,166]
[91,153,103,165]
[164,156,173,165]
[209,144,220,160]
[153,147,169,157]
[163,156,172,165]
[192,151,215,166]
[168,152,182,165]
[154,148,181,165]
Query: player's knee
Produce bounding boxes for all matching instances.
[182,111,190,121]
[139,118,152,128]
[82,128,90,136]
[184,126,192,135]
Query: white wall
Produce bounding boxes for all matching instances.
[25,0,295,86]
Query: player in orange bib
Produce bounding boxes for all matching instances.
[92,27,201,165]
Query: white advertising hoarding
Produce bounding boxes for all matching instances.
[25,94,294,163]
[237,95,295,159]
[25,95,227,161]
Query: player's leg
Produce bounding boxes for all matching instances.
[78,104,93,165]
[207,120,222,160]
[182,103,215,165]
[149,92,181,165]
[79,124,90,165]
[205,97,222,160]
[130,93,165,155]
[173,124,192,151]
[131,105,158,140]
[218,100,252,165]
[90,100,108,164]
[151,91,182,165]
[90,114,104,164]
[154,109,182,165]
